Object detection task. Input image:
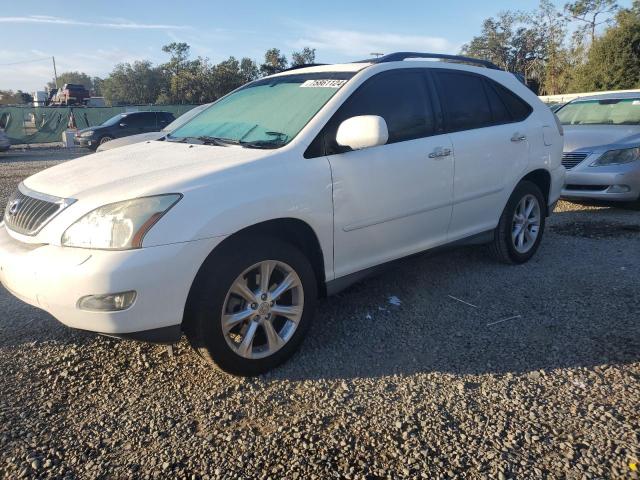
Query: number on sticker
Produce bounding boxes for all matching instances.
[300,80,347,88]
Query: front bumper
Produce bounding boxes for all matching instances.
[74,136,96,149]
[561,162,640,201]
[0,225,224,342]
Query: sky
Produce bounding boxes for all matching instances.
[0,0,631,92]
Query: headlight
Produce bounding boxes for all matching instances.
[80,130,95,138]
[61,194,181,249]
[591,147,640,166]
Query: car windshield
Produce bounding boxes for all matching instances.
[168,72,354,148]
[101,113,126,127]
[162,104,212,132]
[556,98,640,125]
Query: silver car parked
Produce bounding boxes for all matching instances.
[557,92,640,202]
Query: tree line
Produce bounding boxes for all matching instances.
[38,46,315,106]
[461,0,640,94]
[2,1,639,105]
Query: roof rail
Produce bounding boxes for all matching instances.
[355,52,501,70]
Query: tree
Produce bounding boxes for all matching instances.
[533,0,573,95]
[462,1,574,95]
[161,42,191,76]
[260,48,287,76]
[291,47,316,67]
[0,90,30,105]
[564,0,619,43]
[102,61,165,105]
[47,71,94,91]
[239,57,259,83]
[92,77,104,96]
[461,11,545,86]
[568,4,640,91]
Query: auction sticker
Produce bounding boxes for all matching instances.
[300,79,347,88]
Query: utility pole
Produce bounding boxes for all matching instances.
[370,52,384,58]
[52,56,59,89]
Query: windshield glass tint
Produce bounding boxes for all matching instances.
[169,72,354,146]
[556,99,640,125]
[101,113,125,127]
[163,103,212,132]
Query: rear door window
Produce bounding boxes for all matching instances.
[434,71,492,132]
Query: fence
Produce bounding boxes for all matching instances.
[0,105,198,145]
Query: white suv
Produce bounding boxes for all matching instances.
[0,53,564,376]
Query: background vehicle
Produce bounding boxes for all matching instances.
[0,53,563,376]
[556,92,640,203]
[97,103,212,152]
[75,111,175,150]
[51,83,90,106]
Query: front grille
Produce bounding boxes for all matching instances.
[3,185,73,236]
[562,152,590,170]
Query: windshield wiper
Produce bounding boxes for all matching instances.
[196,135,239,147]
[239,139,287,149]
[239,131,289,149]
[165,135,237,147]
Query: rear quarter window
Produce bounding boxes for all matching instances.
[492,82,532,122]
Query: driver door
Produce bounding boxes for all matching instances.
[317,69,455,278]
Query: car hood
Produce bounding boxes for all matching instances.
[23,140,274,200]
[97,132,165,152]
[563,125,640,152]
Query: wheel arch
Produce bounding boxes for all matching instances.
[519,168,551,215]
[184,217,328,330]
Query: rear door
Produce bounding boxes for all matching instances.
[433,70,531,241]
[315,69,455,277]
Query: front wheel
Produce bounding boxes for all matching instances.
[185,237,317,376]
[489,181,546,264]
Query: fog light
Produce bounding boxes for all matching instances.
[607,185,631,193]
[77,291,137,311]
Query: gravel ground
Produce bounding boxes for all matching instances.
[0,149,639,479]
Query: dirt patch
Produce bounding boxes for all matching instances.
[551,220,640,239]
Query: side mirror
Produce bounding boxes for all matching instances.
[119,123,127,128]
[336,115,389,151]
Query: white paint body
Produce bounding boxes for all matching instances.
[0,61,564,337]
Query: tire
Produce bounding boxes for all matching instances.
[98,136,113,146]
[489,180,546,264]
[184,236,317,376]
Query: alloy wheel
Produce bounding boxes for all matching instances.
[221,260,304,359]
[511,194,541,253]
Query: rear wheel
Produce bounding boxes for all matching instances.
[489,181,546,264]
[185,237,317,376]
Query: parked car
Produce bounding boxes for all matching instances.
[97,104,212,152]
[0,53,564,376]
[75,111,175,150]
[51,83,90,106]
[0,128,10,152]
[556,92,640,203]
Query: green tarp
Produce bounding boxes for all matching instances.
[0,105,198,145]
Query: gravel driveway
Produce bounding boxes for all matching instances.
[1,149,638,479]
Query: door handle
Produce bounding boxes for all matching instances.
[428,147,452,159]
[511,133,527,142]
